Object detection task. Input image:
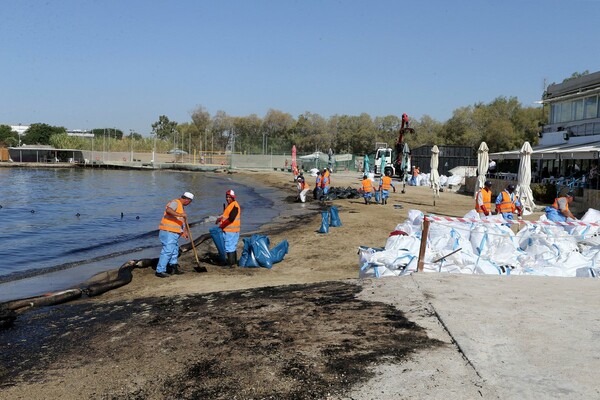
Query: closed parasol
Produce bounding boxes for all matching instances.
[517,141,535,214]
[475,142,489,196]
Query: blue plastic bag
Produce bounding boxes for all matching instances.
[270,240,289,263]
[374,190,381,204]
[329,206,342,227]
[209,226,227,264]
[239,237,260,268]
[251,234,273,269]
[239,235,289,268]
[318,211,329,233]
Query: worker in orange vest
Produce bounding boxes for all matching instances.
[378,170,396,205]
[156,192,194,277]
[495,184,522,221]
[361,174,375,204]
[475,180,493,217]
[216,189,241,268]
[545,191,576,222]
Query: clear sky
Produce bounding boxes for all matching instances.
[2,0,599,135]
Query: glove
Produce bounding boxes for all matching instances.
[481,206,489,216]
[516,206,523,217]
[495,207,501,215]
[215,217,222,225]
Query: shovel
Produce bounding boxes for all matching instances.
[185,219,207,273]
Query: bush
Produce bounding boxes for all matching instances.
[531,183,557,204]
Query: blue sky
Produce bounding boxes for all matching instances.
[2,0,599,135]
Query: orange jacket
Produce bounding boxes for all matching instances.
[380,176,393,191]
[221,200,241,233]
[321,170,330,189]
[475,188,492,212]
[497,191,516,214]
[362,178,373,193]
[159,199,185,234]
[552,197,569,212]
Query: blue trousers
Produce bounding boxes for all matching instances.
[223,231,240,253]
[381,189,390,200]
[157,230,180,273]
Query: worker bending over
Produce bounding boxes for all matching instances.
[545,191,577,222]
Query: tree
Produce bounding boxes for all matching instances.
[91,128,124,140]
[291,112,327,153]
[22,123,66,146]
[262,109,294,153]
[190,106,211,152]
[151,115,178,141]
[0,125,18,147]
[232,114,262,154]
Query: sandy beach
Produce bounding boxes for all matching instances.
[2,170,599,399]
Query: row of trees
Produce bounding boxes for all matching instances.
[1,96,546,156]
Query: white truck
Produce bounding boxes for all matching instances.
[373,143,396,177]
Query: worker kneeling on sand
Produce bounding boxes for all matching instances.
[545,191,577,222]
[216,189,241,268]
[379,170,396,205]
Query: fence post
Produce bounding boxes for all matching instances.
[417,218,430,272]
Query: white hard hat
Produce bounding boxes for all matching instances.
[183,192,194,200]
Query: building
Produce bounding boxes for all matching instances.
[491,71,600,186]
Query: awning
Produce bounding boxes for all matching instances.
[490,141,600,161]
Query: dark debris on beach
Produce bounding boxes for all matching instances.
[0,281,441,399]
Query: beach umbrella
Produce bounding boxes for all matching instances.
[291,145,298,176]
[517,141,535,215]
[475,142,489,196]
[363,154,370,174]
[401,143,411,193]
[430,145,440,204]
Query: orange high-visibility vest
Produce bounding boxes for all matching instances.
[362,178,373,193]
[221,200,241,233]
[381,176,392,191]
[497,191,516,214]
[552,197,569,212]
[475,189,492,212]
[159,199,185,234]
[321,170,330,189]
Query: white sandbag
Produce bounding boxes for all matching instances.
[581,208,600,223]
[474,259,502,275]
[359,265,400,279]
[385,235,421,254]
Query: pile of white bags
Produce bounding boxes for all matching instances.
[359,208,600,278]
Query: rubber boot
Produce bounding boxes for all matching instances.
[171,263,184,275]
[226,252,237,269]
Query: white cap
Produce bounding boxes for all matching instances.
[183,192,194,200]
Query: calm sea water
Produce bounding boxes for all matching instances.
[0,168,279,287]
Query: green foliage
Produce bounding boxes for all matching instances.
[23,123,66,146]
[151,115,178,141]
[0,125,18,146]
[562,70,589,83]
[531,183,557,204]
[91,128,123,139]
